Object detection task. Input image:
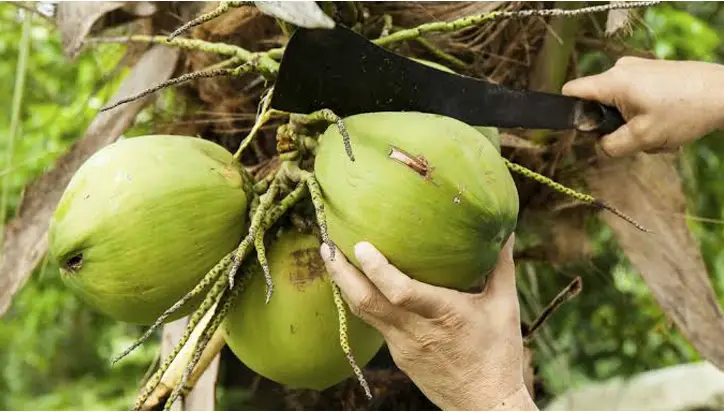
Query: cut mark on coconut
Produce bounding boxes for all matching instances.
[388,146,435,181]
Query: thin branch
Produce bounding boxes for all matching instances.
[375,1,661,45]
[88,35,243,57]
[86,35,279,75]
[100,65,252,112]
[168,1,251,40]
[523,277,582,343]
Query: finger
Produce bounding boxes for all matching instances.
[598,116,649,157]
[354,242,458,319]
[561,71,620,107]
[480,233,517,303]
[320,244,404,332]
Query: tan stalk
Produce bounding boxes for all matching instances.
[139,303,226,410]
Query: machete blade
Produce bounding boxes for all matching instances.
[271,26,624,134]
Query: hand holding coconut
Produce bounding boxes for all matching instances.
[321,235,538,411]
[562,57,724,157]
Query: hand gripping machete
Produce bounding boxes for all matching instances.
[270,26,625,135]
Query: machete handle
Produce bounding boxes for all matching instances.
[572,99,625,135]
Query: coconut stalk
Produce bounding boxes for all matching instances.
[140,304,227,410]
[525,0,583,151]
[528,1,583,93]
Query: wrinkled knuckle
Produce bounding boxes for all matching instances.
[354,293,380,317]
[416,332,439,352]
[345,301,365,319]
[393,346,418,366]
[387,281,413,307]
[433,307,465,328]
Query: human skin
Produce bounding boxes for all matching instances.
[562,56,724,157]
[319,56,724,410]
[321,235,538,411]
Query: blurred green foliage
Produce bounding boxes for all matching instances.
[528,2,724,403]
[0,4,158,410]
[1,2,724,410]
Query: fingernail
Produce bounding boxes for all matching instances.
[354,241,377,263]
[320,244,332,261]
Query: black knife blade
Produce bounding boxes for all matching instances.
[270,26,624,135]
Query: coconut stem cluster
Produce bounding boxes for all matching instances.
[233,87,276,160]
[163,266,253,410]
[125,111,646,409]
[135,264,236,409]
[69,4,661,407]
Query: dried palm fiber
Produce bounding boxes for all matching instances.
[160,3,285,160]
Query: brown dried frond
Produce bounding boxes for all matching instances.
[155,3,283,161]
[365,2,546,87]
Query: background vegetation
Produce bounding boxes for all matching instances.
[1,2,723,410]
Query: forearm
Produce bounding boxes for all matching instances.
[702,62,724,131]
[444,383,538,411]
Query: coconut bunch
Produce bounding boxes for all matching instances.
[156,0,641,267]
[50,1,660,410]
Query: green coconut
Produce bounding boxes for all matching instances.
[411,58,502,152]
[223,229,384,391]
[49,135,250,325]
[314,112,518,290]
[474,126,501,153]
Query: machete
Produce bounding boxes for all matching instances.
[270,26,625,135]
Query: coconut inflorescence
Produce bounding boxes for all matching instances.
[223,228,385,391]
[314,111,519,290]
[41,3,661,408]
[49,135,251,325]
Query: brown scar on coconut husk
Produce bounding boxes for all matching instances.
[289,247,328,289]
